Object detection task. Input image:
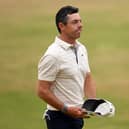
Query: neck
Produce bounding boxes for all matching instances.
[59,35,76,45]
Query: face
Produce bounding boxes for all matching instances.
[60,13,83,40]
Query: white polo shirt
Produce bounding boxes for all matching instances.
[38,37,90,110]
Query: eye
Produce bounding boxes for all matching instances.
[72,20,78,24]
[71,20,82,24]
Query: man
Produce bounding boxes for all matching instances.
[37,5,96,129]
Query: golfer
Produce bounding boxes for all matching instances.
[37,5,96,129]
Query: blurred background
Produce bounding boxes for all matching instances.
[0,0,129,129]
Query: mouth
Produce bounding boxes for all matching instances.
[77,28,82,33]
[76,29,82,34]
[73,28,82,37]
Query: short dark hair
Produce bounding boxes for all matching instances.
[55,5,79,33]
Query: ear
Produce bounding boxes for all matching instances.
[58,22,65,32]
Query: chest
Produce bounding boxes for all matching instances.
[57,48,89,79]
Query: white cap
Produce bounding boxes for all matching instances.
[95,100,115,117]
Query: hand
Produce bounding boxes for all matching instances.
[66,106,89,118]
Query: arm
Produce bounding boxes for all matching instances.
[38,55,86,118]
[37,80,64,111]
[37,55,64,110]
[37,80,86,118]
[84,72,96,99]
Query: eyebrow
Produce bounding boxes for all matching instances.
[70,19,82,23]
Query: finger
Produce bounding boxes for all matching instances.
[84,115,90,119]
[81,108,87,113]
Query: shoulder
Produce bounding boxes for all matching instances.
[42,42,61,59]
[39,42,62,66]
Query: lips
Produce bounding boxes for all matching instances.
[76,28,82,33]
[76,29,82,34]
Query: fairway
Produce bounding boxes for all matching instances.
[0,0,129,129]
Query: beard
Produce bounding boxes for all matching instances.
[71,29,82,39]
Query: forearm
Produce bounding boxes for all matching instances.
[84,73,96,98]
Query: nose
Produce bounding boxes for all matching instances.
[78,21,83,29]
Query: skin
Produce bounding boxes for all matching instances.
[37,13,96,118]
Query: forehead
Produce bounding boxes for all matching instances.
[67,13,81,21]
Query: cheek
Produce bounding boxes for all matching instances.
[64,25,77,36]
[66,24,76,31]
[64,27,73,34]
[69,26,77,34]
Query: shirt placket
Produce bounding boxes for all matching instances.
[71,46,78,64]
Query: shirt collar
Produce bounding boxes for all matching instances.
[55,36,80,50]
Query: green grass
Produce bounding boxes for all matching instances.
[0,0,129,129]
[0,91,46,129]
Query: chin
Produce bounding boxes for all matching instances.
[71,33,81,40]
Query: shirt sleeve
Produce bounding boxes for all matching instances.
[82,44,91,73]
[38,55,59,81]
[85,49,91,73]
